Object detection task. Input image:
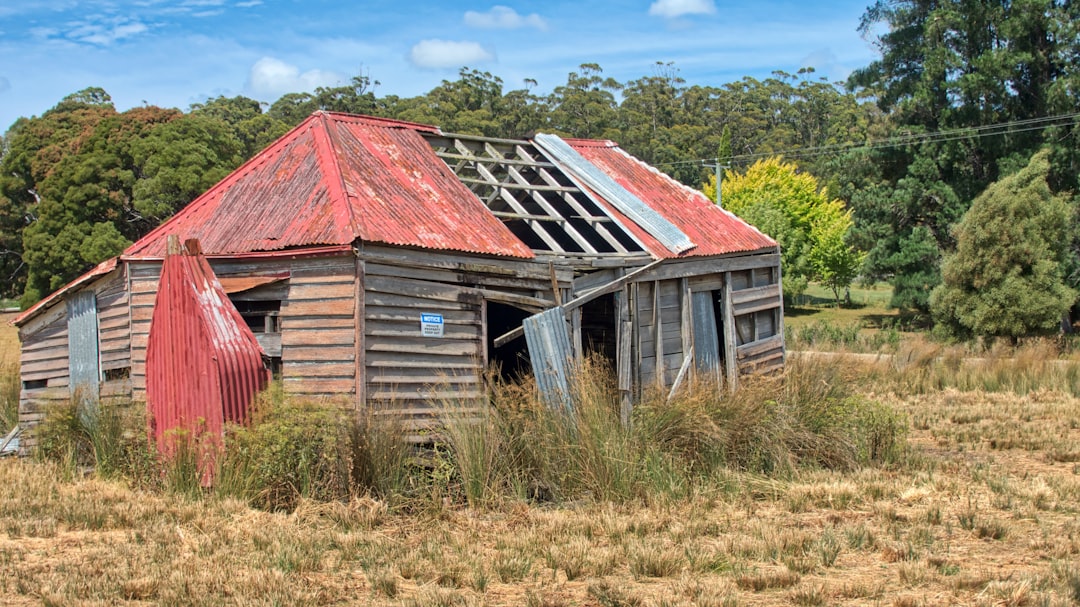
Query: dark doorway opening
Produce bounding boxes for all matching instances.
[580,292,617,367]
[486,302,533,382]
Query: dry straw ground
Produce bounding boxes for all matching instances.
[1,316,1080,605]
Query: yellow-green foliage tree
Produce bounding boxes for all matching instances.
[705,157,862,301]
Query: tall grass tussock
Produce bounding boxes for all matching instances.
[30,354,906,511]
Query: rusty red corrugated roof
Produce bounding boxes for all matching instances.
[12,257,118,327]
[562,138,777,258]
[145,240,268,475]
[125,112,533,260]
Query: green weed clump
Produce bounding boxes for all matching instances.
[0,360,18,431]
[34,398,155,483]
[217,385,413,510]
[786,320,902,353]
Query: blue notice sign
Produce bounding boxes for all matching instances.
[420,313,444,337]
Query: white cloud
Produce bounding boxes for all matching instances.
[464,6,547,31]
[235,0,263,6]
[648,0,716,18]
[246,57,343,98]
[408,39,494,69]
[66,18,150,45]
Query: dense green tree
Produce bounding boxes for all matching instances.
[21,105,180,303]
[132,112,246,223]
[930,150,1076,338]
[846,0,1080,311]
[1,91,120,300]
[546,63,621,139]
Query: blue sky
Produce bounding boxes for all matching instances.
[0,0,880,133]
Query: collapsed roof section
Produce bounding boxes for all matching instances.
[424,132,651,259]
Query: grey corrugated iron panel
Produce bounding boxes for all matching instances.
[533,133,696,255]
[523,306,573,410]
[691,291,721,380]
[66,290,100,400]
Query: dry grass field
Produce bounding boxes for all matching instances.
[0,379,1076,604]
[2,317,1080,605]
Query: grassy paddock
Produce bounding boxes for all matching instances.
[3,355,1079,605]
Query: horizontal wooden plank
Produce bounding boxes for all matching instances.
[737,335,784,359]
[255,333,281,357]
[288,282,355,300]
[367,389,484,402]
[689,276,724,293]
[281,316,355,330]
[366,351,483,369]
[283,362,357,378]
[130,306,154,323]
[281,328,355,347]
[635,253,780,284]
[283,346,356,362]
[732,283,781,305]
[21,386,71,402]
[281,299,354,317]
[101,379,132,398]
[366,337,480,357]
[21,348,69,368]
[734,299,782,317]
[367,260,552,292]
[366,292,477,311]
[99,316,130,333]
[366,322,481,340]
[366,275,479,304]
[366,307,478,324]
[738,349,784,372]
[360,245,572,283]
[366,372,480,385]
[282,377,356,394]
[130,279,160,295]
[369,405,486,418]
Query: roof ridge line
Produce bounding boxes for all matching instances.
[125,114,321,256]
[313,112,363,241]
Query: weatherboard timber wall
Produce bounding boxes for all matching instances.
[129,253,360,402]
[635,279,686,387]
[18,270,131,451]
[277,254,358,399]
[730,266,785,375]
[625,251,785,391]
[360,245,568,431]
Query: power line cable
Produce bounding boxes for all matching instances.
[652,112,1080,169]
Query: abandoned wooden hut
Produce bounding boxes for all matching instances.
[14,111,784,447]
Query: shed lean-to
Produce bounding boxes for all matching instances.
[13,111,784,448]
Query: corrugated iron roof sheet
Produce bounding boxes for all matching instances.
[125,112,532,260]
[561,139,777,259]
[12,257,118,327]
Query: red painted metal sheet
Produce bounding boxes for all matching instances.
[218,273,289,294]
[145,241,268,474]
[12,257,118,327]
[125,112,532,260]
[563,139,777,259]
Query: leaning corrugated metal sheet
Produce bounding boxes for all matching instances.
[523,307,573,410]
[145,239,268,470]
